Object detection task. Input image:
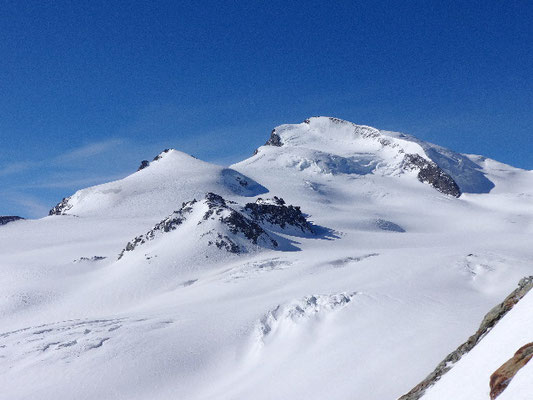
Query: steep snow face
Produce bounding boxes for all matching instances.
[49,149,268,219]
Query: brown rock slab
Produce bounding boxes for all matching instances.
[490,342,533,399]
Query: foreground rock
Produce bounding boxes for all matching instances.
[398,276,533,400]
[490,342,533,399]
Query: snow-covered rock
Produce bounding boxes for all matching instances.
[118,192,279,259]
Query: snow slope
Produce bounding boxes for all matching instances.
[0,117,532,400]
[48,149,268,219]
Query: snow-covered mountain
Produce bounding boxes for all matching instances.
[1,117,532,400]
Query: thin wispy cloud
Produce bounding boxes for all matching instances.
[16,173,129,190]
[0,160,41,177]
[0,191,50,218]
[0,138,125,177]
[53,138,124,164]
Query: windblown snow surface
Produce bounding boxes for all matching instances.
[1,117,532,400]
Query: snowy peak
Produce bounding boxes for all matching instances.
[135,148,182,171]
[252,116,465,196]
[263,116,400,153]
[48,149,268,218]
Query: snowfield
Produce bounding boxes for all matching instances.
[1,117,532,400]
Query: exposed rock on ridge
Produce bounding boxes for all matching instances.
[137,160,150,171]
[49,197,73,216]
[398,276,533,400]
[265,129,282,147]
[403,154,461,197]
[152,148,172,162]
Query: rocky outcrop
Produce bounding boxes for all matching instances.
[118,198,198,259]
[490,342,533,399]
[49,197,73,216]
[403,154,461,197]
[203,193,277,249]
[264,129,282,147]
[152,149,172,161]
[137,160,150,171]
[244,196,313,233]
[118,193,278,259]
[138,148,178,170]
[398,276,533,400]
[0,216,23,226]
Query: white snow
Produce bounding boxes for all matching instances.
[0,117,532,399]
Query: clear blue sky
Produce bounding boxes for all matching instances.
[1,0,532,217]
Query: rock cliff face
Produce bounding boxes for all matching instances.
[0,216,23,225]
[398,276,533,400]
[244,196,314,234]
[403,154,462,197]
[490,342,533,399]
[264,129,283,147]
[202,193,278,252]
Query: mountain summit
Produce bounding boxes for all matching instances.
[252,116,493,196]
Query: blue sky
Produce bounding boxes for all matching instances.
[1,0,532,218]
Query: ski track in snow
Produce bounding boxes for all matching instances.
[0,317,174,366]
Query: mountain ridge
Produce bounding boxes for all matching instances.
[48,116,510,218]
